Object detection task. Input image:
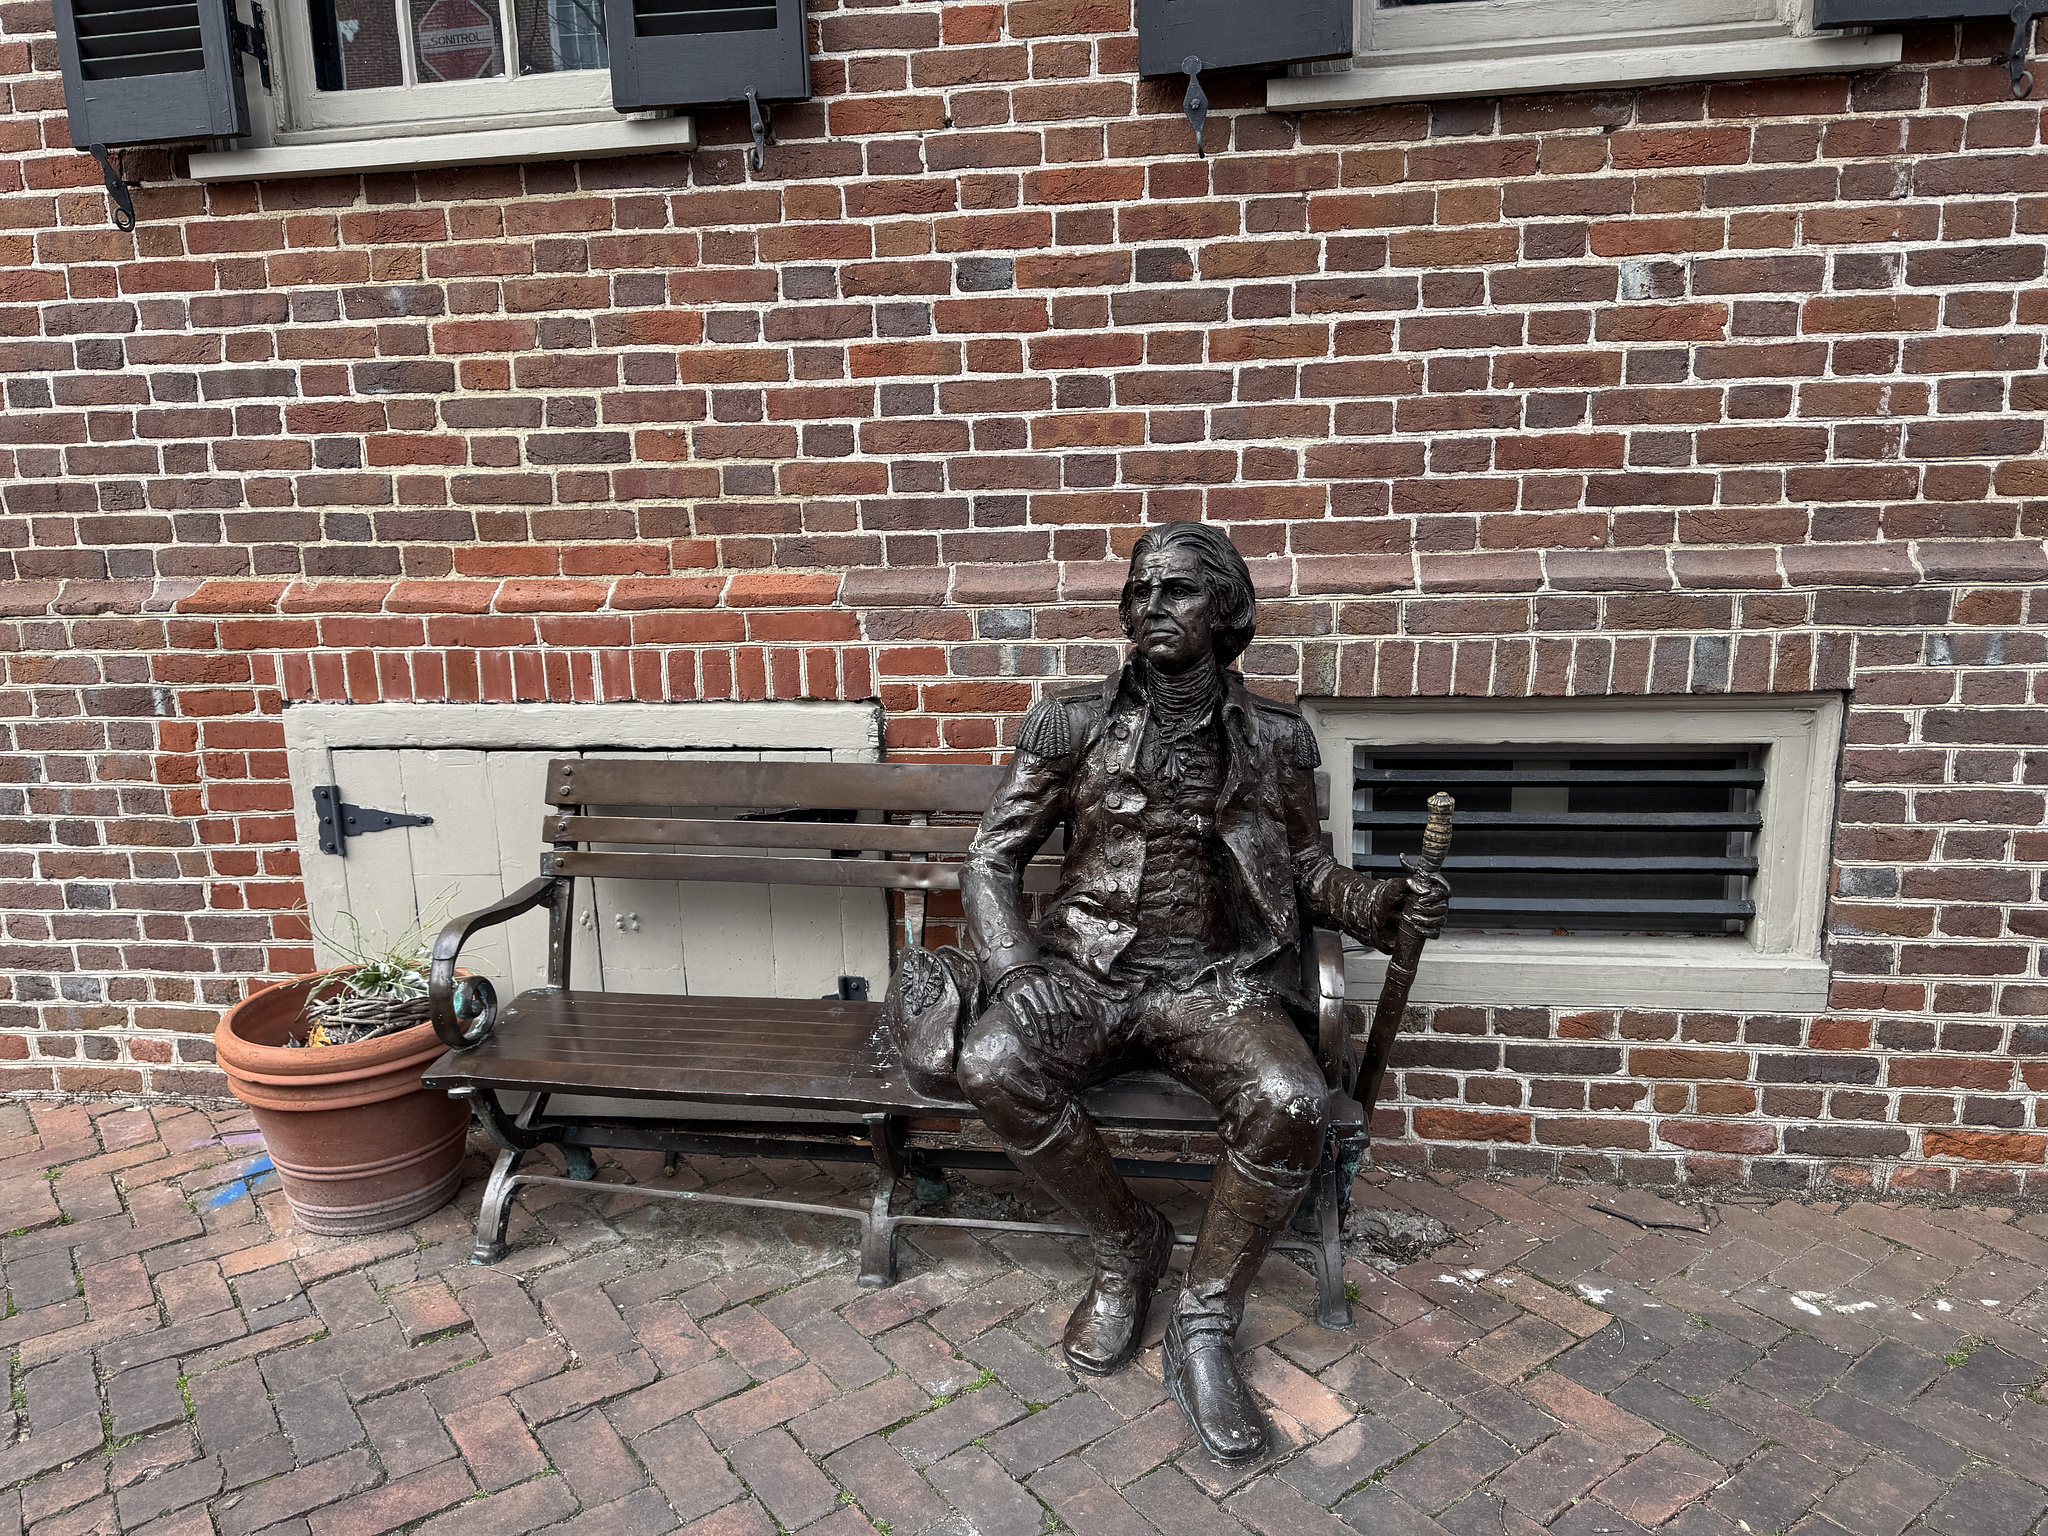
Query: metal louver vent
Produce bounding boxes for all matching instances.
[1353,747,1763,935]
[633,0,773,35]
[71,0,205,78]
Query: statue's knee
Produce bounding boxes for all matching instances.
[955,1011,1028,1109]
[1247,1063,1330,1168]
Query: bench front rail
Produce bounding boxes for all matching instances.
[422,758,1368,1329]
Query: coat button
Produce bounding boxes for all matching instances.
[1109,853,1124,867]
[1114,722,1130,740]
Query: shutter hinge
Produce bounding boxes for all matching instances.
[2004,0,2043,96]
[313,784,433,857]
[232,0,273,91]
[86,145,138,233]
[744,88,773,172]
[1180,56,1208,157]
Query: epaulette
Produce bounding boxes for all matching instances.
[1244,690,1318,770]
[1283,716,1320,771]
[1015,695,1073,759]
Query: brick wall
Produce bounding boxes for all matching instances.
[2,1,2045,1195]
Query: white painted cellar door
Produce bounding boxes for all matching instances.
[301,748,891,1003]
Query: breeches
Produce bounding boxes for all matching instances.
[954,965,1330,1228]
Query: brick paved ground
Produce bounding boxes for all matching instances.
[5,1097,2047,1536]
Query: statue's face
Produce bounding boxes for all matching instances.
[1125,545,1214,675]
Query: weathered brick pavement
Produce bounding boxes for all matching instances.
[5,1098,2048,1536]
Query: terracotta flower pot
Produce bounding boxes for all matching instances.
[215,973,470,1236]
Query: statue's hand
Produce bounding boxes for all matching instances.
[997,969,1084,1056]
[1400,871,1451,940]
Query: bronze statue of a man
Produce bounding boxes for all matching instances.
[958,522,1449,1463]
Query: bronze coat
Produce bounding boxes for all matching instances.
[963,663,1401,1011]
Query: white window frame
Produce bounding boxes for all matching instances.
[271,0,613,138]
[1302,692,1845,1014]
[1269,0,1901,110]
[187,0,695,180]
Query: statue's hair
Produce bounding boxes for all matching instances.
[1119,521,1257,665]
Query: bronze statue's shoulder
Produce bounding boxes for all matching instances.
[1015,679,1109,760]
[1243,690,1319,771]
[1243,689,1303,719]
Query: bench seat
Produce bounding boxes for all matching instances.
[424,988,1351,1133]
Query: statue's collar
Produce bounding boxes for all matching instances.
[1107,656,1254,729]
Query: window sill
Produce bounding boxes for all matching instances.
[1268,30,1901,110]
[189,113,697,181]
[1345,934,1832,1015]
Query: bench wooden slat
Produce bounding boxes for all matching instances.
[545,814,1070,862]
[548,758,1005,813]
[547,814,986,855]
[541,848,1062,894]
[543,848,963,891]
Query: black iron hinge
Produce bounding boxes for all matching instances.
[232,0,273,90]
[314,784,433,857]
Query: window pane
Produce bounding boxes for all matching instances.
[310,0,405,89]
[408,0,506,82]
[513,0,609,74]
[1354,747,1760,937]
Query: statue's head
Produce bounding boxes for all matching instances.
[1118,521,1257,673]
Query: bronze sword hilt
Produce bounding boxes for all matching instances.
[1401,790,1456,896]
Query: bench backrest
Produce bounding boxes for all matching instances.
[535,756,1328,899]
[537,758,1027,897]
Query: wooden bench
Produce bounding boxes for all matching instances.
[421,756,1369,1328]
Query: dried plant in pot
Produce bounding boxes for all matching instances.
[215,911,474,1237]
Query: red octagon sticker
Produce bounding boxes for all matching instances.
[416,0,498,81]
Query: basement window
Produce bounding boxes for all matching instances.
[1354,747,1761,938]
[1304,694,1844,1013]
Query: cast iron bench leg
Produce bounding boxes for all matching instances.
[473,1146,524,1264]
[461,1088,555,1266]
[1310,1151,1354,1330]
[860,1113,907,1289]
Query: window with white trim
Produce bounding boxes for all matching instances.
[57,0,807,182]
[184,0,692,180]
[1268,0,1903,110]
[282,0,613,140]
[1304,694,1844,1013]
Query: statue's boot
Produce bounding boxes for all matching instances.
[1163,1162,1292,1464]
[1010,1108,1175,1375]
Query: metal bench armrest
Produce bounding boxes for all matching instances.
[1311,927,1352,1094]
[429,876,561,1049]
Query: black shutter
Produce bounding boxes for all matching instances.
[1136,0,1352,77]
[1813,0,2001,22]
[606,0,808,112]
[1352,749,1764,937]
[52,0,248,148]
